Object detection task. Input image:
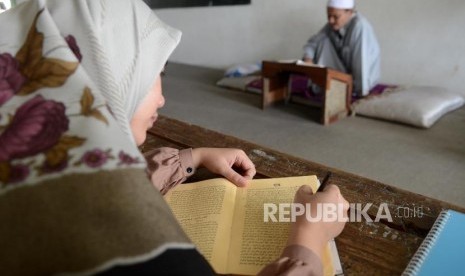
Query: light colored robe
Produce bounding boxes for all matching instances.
[303,13,380,96]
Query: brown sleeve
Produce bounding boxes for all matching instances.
[257,245,324,276]
[144,147,195,194]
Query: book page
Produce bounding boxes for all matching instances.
[277,59,299,64]
[227,176,334,276]
[164,179,237,274]
[296,59,325,68]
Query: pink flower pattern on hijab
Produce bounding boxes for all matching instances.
[118,150,141,165]
[0,95,68,162]
[78,149,114,168]
[65,35,83,62]
[0,53,26,106]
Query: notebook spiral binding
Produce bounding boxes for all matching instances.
[402,210,451,276]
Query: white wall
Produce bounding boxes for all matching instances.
[0,0,13,12]
[156,0,465,95]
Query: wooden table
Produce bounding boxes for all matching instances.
[141,116,465,275]
[261,61,353,125]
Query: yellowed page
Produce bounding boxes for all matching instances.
[164,179,236,274]
[227,175,334,276]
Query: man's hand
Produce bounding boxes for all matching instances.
[303,57,314,64]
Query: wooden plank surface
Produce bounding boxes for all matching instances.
[142,115,465,275]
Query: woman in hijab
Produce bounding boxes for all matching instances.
[0,0,348,275]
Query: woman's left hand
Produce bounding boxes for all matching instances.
[192,148,256,187]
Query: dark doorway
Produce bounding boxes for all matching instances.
[144,0,251,9]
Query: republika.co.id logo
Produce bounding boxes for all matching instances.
[263,203,424,223]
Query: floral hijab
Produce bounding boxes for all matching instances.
[0,1,192,274]
[0,0,181,190]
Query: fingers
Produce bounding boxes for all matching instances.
[297,185,314,195]
[222,150,256,187]
[233,150,256,180]
[293,185,314,204]
[222,167,248,187]
[322,183,339,193]
[242,165,256,179]
[194,148,256,187]
[297,184,350,212]
[323,184,349,211]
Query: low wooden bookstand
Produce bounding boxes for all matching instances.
[261,60,353,125]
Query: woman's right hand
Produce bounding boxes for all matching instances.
[287,184,349,259]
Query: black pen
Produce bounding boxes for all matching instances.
[317,172,332,192]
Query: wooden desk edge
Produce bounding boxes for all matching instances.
[148,115,465,215]
[144,115,465,274]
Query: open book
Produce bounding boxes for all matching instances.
[277,59,325,68]
[165,175,339,275]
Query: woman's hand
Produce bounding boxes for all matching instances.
[192,148,256,187]
[287,184,349,259]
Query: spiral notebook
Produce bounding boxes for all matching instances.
[403,210,465,276]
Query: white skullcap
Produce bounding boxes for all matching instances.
[327,0,354,9]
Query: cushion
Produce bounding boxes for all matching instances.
[224,63,261,78]
[216,75,320,96]
[351,86,465,128]
[216,76,262,94]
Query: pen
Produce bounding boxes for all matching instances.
[318,172,332,192]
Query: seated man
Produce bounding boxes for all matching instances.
[303,0,380,97]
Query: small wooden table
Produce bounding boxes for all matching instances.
[142,116,465,275]
[261,61,353,125]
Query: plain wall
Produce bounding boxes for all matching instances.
[156,0,465,96]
